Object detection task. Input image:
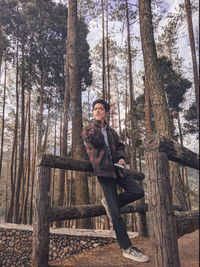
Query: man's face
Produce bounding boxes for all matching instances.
[93,103,108,121]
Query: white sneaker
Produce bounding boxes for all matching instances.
[123,246,149,263]
[101,197,113,229]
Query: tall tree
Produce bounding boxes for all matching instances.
[139,2,181,266]
[21,90,31,224]
[6,44,19,222]
[184,0,199,121]
[0,20,5,79]
[101,0,106,99]
[68,0,91,229]
[13,45,26,223]
[125,0,137,171]
[139,0,187,211]
[106,0,110,105]
[0,58,6,179]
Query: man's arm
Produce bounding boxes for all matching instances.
[112,129,126,163]
[82,120,104,148]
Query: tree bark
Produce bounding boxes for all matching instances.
[106,1,110,105]
[68,0,91,229]
[0,58,7,179]
[101,0,106,100]
[37,61,46,153]
[13,46,26,223]
[32,166,51,267]
[6,45,19,222]
[37,153,145,181]
[22,91,31,224]
[49,202,148,221]
[0,23,5,80]
[42,107,50,152]
[144,133,199,170]
[138,0,188,210]
[175,210,198,238]
[145,151,181,267]
[125,0,137,171]
[58,42,70,210]
[51,116,57,208]
[29,116,37,225]
[144,75,153,134]
[19,97,29,223]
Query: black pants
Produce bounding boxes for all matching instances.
[98,173,144,249]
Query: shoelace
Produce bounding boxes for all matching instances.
[129,246,144,257]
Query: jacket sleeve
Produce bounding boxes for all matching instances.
[82,120,104,148]
[112,129,125,160]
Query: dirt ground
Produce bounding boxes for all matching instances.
[49,229,199,267]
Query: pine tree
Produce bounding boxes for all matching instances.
[139,0,188,210]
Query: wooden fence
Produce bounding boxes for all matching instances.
[32,133,199,267]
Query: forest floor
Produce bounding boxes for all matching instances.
[49,229,199,267]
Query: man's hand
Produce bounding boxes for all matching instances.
[118,158,126,167]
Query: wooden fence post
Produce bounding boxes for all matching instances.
[32,166,51,267]
[145,151,181,267]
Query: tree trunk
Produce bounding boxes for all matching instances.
[19,98,29,223]
[51,116,57,207]
[101,0,106,100]
[37,65,46,153]
[144,75,153,134]
[136,149,148,237]
[68,0,91,229]
[29,116,37,225]
[22,91,31,224]
[0,58,7,179]
[138,0,187,210]
[42,107,50,152]
[125,0,137,171]
[116,84,122,136]
[145,151,181,267]
[13,46,26,223]
[184,0,199,121]
[32,166,51,267]
[6,45,19,222]
[106,1,110,105]
[0,23,5,80]
[58,47,70,210]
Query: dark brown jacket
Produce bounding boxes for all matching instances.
[82,120,125,179]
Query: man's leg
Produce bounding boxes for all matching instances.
[98,176,132,249]
[117,173,144,207]
[117,174,149,262]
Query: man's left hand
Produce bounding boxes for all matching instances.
[118,158,126,167]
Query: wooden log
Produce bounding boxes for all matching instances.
[144,133,199,170]
[49,203,147,222]
[37,153,145,181]
[145,151,181,267]
[32,166,51,267]
[49,203,183,222]
[175,210,199,238]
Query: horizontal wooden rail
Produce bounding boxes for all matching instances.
[175,209,199,238]
[144,133,199,170]
[37,153,145,181]
[49,203,183,222]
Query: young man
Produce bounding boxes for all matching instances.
[82,99,149,263]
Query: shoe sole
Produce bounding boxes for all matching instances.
[123,252,150,263]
